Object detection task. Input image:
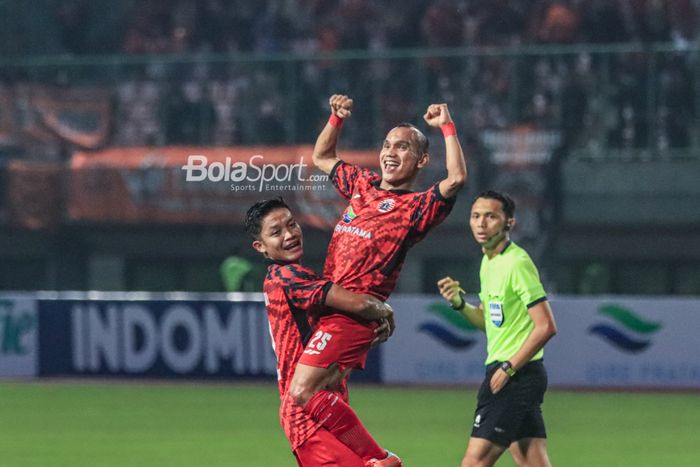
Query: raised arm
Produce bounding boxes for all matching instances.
[312,94,353,175]
[423,104,467,199]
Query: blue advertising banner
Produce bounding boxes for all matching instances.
[33,297,382,382]
[38,299,276,379]
[0,297,38,377]
[383,296,700,389]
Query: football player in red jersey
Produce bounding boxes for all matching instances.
[290,94,467,428]
[245,197,402,467]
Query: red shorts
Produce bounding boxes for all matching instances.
[298,314,376,371]
[293,427,365,467]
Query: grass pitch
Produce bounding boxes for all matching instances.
[1,381,698,466]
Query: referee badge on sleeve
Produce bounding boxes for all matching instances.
[489,302,504,327]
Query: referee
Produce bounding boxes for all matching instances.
[438,190,557,467]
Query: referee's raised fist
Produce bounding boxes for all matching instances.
[329,94,353,119]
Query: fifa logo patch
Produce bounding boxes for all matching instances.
[342,206,357,224]
[377,198,396,213]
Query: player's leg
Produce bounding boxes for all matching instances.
[461,437,506,467]
[291,321,391,464]
[296,373,389,463]
[293,427,365,467]
[508,361,550,467]
[466,362,528,467]
[289,361,347,406]
[508,438,551,467]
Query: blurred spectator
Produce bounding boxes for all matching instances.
[537,1,580,43]
[4,0,700,155]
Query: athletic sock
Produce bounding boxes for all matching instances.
[303,390,385,461]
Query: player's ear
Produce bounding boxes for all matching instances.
[505,217,516,231]
[417,152,429,169]
[252,240,267,257]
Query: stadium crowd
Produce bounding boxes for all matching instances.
[0,0,697,160]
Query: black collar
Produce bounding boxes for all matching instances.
[370,178,413,195]
[500,241,511,255]
[265,258,298,267]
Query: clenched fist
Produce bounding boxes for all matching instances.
[423,103,453,127]
[329,94,353,119]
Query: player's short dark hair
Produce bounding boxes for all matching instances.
[395,122,429,155]
[244,197,290,239]
[474,190,515,219]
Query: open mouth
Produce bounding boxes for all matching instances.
[284,240,301,251]
[382,159,400,173]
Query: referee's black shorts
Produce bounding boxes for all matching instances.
[471,359,548,447]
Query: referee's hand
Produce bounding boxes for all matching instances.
[437,276,464,309]
[490,369,510,394]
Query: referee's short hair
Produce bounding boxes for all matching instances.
[244,197,290,239]
[474,190,515,219]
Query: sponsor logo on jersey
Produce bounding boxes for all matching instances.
[342,206,356,224]
[377,198,396,213]
[334,224,372,239]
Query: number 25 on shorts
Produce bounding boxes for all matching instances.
[304,331,333,355]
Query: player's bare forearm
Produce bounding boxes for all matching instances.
[438,134,467,199]
[423,104,467,198]
[325,284,391,321]
[312,122,341,174]
[312,94,353,174]
[507,301,557,370]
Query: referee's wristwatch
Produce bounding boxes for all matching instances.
[500,361,517,377]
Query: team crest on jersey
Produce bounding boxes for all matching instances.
[342,206,357,224]
[377,199,396,213]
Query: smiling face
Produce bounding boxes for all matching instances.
[379,126,429,189]
[252,207,303,263]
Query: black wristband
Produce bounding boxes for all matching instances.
[500,360,517,377]
[451,294,466,311]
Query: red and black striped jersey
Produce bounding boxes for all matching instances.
[263,261,332,450]
[324,161,455,300]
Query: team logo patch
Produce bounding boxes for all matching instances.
[489,302,504,327]
[342,206,356,224]
[377,199,396,213]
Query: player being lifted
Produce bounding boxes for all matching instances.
[286,93,468,460]
[245,197,400,467]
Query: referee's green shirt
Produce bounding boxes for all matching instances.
[478,241,547,365]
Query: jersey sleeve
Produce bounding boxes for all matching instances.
[510,257,547,308]
[409,183,456,236]
[276,264,333,311]
[330,161,376,200]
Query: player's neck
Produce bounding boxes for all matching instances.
[483,236,509,259]
[379,178,415,192]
